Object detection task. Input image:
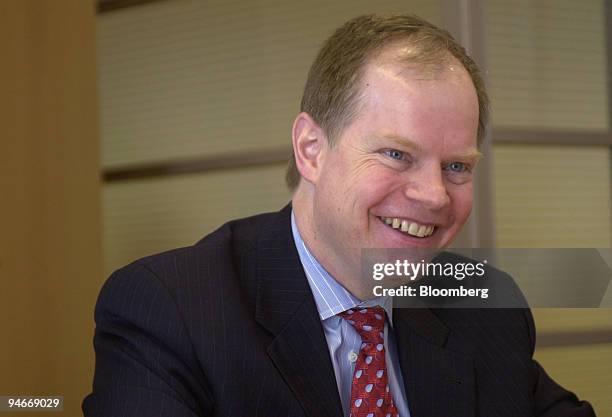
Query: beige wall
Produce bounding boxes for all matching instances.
[96,3,612,415]
[486,0,612,413]
[97,0,441,274]
[0,1,103,416]
[0,0,609,416]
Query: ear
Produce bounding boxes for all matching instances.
[291,112,328,185]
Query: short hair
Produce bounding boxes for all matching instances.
[286,13,489,190]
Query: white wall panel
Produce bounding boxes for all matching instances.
[493,144,611,247]
[487,0,608,130]
[98,0,440,168]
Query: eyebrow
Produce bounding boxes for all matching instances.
[377,134,483,162]
[450,149,483,163]
[378,134,423,152]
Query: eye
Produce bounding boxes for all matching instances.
[383,149,406,161]
[443,161,473,184]
[445,162,470,173]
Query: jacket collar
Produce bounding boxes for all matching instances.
[254,204,344,417]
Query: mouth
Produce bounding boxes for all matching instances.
[378,216,437,238]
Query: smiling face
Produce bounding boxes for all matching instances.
[292,44,480,297]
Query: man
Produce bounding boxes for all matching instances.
[83,14,595,417]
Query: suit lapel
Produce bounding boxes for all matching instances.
[393,308,476,417]
[255,205,344,417]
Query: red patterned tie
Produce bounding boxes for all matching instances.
[338,307,399,417]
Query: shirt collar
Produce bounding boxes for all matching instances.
[291,210,394,324]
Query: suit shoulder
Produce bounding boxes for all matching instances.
[432,251,535,349]
[102,208,283,298]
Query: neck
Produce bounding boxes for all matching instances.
[292,187,373,300]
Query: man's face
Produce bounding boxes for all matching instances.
[310,46,480,276]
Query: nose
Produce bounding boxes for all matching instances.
[402,165,450,210]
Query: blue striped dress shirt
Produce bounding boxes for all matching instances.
[291,212,410,417]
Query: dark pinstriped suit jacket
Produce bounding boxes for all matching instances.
[83,204,595,417]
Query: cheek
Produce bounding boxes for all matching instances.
[449,185,473,223]
[351,172,398,213]
[316,157,347,199]
[333,160,392,203]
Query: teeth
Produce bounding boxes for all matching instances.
[408,223,419,236]
[417,225,427,237]
[380,217,435,238]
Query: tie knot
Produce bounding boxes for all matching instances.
[337,306,386,342]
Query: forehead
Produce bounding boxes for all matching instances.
[343,43,479,151]
[357,50,478,121]
[359,41,477,108]
[363,41,471,86]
